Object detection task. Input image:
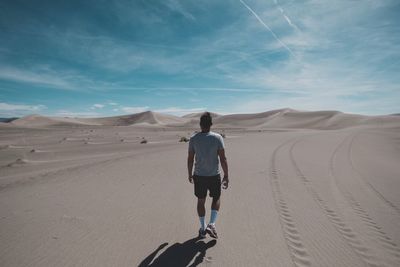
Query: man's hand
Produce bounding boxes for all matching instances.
[187,151,195,184]
[218,149,229,189]
[222,175,229,189]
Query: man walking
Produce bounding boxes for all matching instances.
[187,112,229,239]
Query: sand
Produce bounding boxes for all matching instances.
[0,110,399,266]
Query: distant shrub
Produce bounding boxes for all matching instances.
[179,136,189,142]
[140,138,148,144]
[219,132,226,138]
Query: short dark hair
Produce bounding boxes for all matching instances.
[200,112,212,128]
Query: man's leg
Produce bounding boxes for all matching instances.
[209,177,221,225]
[206,197,220,238]
[197,198,206,231]
[197,198,206,217]
[206,177,221,238]
[209,197,220,225]
[211,197,220,211]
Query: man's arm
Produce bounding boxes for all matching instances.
[187,151,195,183]
[218,148,229,188]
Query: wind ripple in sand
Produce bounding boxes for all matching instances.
[0,144,176,192]
[64,138,86,142]
[269,140,312,267]
[2,150,147,169]
[29,149,50,153]
[8,145,29,149]
[348,133,400,216]
[289,138,381,267]
[86,141,113,145]
[330,134,400,266]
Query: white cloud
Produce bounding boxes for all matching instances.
[165,0,195,21]
[0,66,74,90]
[120,106,149,114]
[0,65,119,92]
[91,104,105,109]
[111,86,265,93]
[108,102,118,106]
[0,102,47,117]
[0,102,46,111]
[154,107,206,116]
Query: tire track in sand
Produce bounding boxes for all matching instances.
[269,139,312,267]
[348,133,400,216]
[330,134,400,266]
[288,138,379,267]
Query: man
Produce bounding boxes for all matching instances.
[187,112,229,239]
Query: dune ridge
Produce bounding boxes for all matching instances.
[7,109,400,130]
[80,111,187,126]
[10,114,91,127]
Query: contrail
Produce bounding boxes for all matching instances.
[283,13,299,31]
[275,0,300,31]
[239,0,296,58]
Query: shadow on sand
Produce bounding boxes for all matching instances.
[138,237,217,267]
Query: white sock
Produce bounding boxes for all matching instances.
[209,210,218,225]
[199,216,206,230]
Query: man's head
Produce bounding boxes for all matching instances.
[200,112,212,131]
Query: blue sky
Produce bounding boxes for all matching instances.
[0,0,399,117]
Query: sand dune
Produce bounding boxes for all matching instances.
[213,109,400,129]
[182,111,221,119]
[212,108,293,127]
[11,114,91,127]
[263,110,400,129]
[82,111,187,126]
[7,109,400,130]
[0,109,399,266]
[10,111,186,127]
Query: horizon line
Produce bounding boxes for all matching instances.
[2,108,400,120]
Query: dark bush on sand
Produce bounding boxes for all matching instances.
[179,137,189,142]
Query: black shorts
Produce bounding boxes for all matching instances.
[193,174,221,199]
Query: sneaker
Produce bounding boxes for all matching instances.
[198,228,207,238]
[206,224,218,239]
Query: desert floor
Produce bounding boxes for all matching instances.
[1,125,400,266]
